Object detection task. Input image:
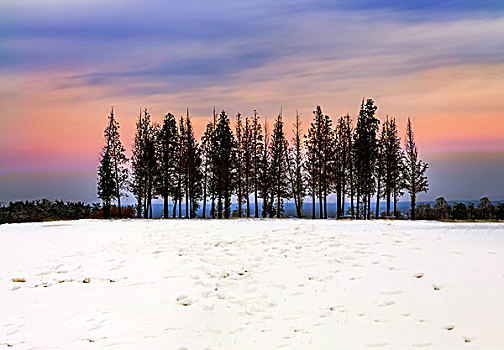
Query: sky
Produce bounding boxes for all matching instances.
[0,0,503,202]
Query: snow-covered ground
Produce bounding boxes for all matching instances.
[0,219,503,349]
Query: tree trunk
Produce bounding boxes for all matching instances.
[211,193,215,219]
[224,182,230,219]
[336,183,341,219]
[218,195,223,219]
[311,175,316,219]
[350,185,354,218]
[318,182,323,219]
[254,183,258,218]
[163,193,168,219]
[238,176,242,218]
[178,191,182,218]
[386,185,391,217]
[262,192,268,218]
[117,196,122,219]
[269,190,275,218]
[376,178,381,219]
[356,191,360,219]
[246,172,250,218]
[143,192,148,218]
[277,189,281,218]
[185,180,189,219]
[148,177,153,219]
[202,171,207,219]
[341,192,345,216]
[367,194,371,220]
[296,174,302,218]
[393,191,397,218]
[137,191,142,218]
[103,203,111,219]
[323,184,327,219]
[411,193,416,220]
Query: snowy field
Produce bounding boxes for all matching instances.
[0,219,503,349]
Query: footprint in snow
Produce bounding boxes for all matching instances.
[378,300,395,307]
[444,325,455,331]
[367,343,388,348]
[381,290,403,296]
[414,272,424,279]
[178,299,192,306]
[411,343,433,347]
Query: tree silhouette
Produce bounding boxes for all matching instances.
[213,110,237,219]
[252,110,263,218]
[286,110,306,218]
[201,114,217,219]
[402,117,428,220]
[97,149,116,218]
[242,117,254,217]
[269,110,290,218]
[433,197,450,219]
[98,107,128,218]
[353,99,379,219]
[156,112,178,219]
[259,119,272,218]
[305,106,324,219]
[181,110,203,218]
[335,114,352,218]
[235,113,244,217]
[477,197,494,220]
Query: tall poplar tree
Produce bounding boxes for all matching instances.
[143,111,159,219]
[259,119,272,218]
[131,109,147,218]
[181,110,203,218]
[335,114,353,218]
[201,115,216,219]
[242,117,253,217]
[214,110,236,219]
[375,118,387,218]
[156,112,178,219]
[235,113,244,217]
[305,107,321,218]
[353,99,379,219]
[402,117,429,220]
[286,110,305,218]
[98,107,128,218]
[320,111,334,219]
[383,117,403,216]
[269,110,290,218]
[252,110,263,218]
[97,149,116,219]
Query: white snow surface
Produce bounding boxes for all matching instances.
[0,219,503,349]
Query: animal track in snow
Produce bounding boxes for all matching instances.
[463,337,475,343]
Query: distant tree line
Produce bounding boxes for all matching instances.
[415,197,504,221]
[0,200,96,224]
[98,99,432,219]
[0,200,136,224]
